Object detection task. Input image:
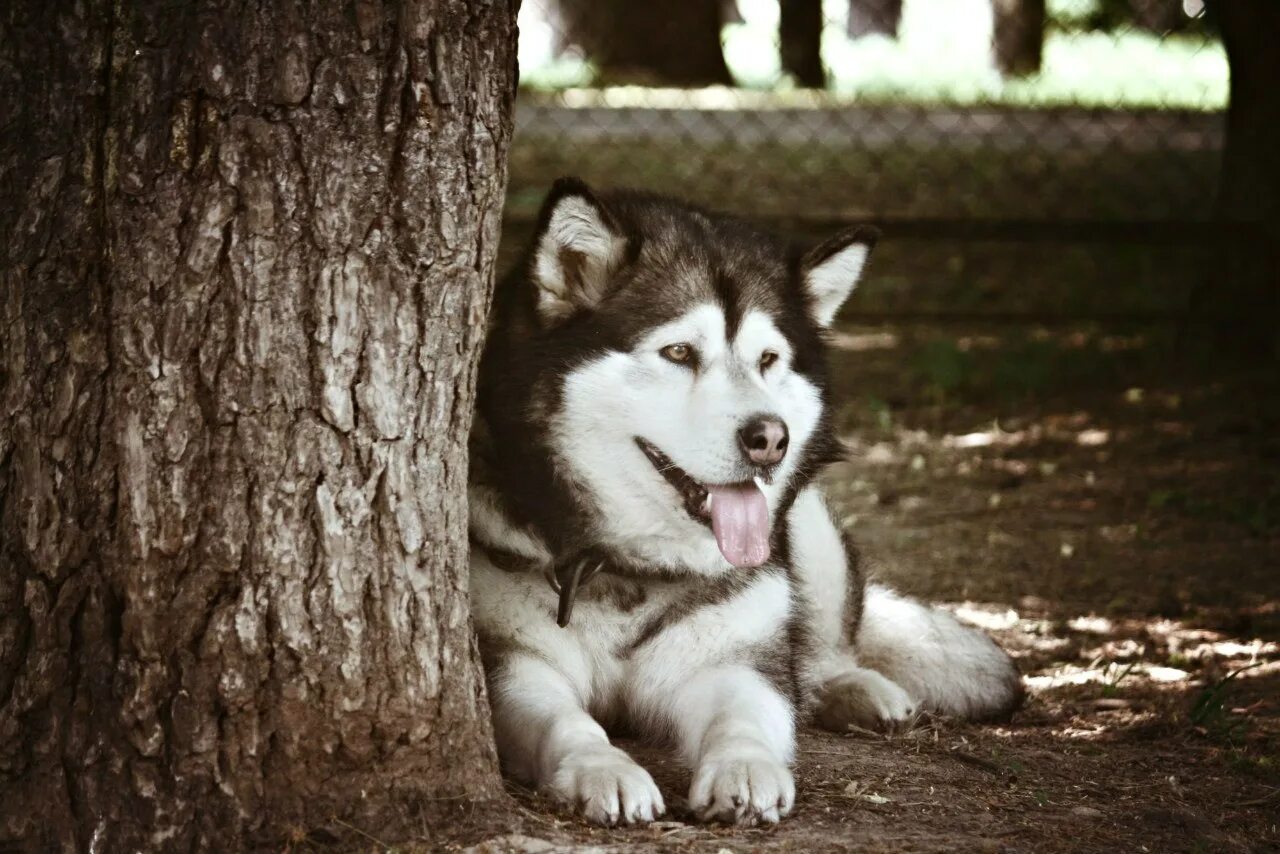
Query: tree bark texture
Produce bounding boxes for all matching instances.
[780,0,826,88]
[0,0,519,849]
[557,0,733,86]
[1205,0,1280,357]
[992,0,1046,77]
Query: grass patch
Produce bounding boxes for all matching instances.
[893,328,1175,405]
[1189,663,1266,744]
[1148,487,1279,538]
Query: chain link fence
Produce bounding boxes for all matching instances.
[503,0,1231,319]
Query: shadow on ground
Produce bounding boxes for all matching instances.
[416,321,1278,853]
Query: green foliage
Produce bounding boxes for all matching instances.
[912,338,973,401]
[901,331,1160,405]
[1188,663,1264,744]
[1226,751,1278,783]
[989,338,1058,398]
[866,395,895,432]
[1147,487,1279,538]
[1099,659,1139,698]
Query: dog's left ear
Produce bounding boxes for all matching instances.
[799,226,878,328]
[530,177,627,324]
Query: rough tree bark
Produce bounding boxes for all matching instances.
[557,0,733,86]
[992,0,1046,77]
[0,0,519,849]
[1205,0,1280,357]
[780,0,826,88]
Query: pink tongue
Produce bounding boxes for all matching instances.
[708,482,771,567]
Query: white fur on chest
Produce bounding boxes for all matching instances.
[472,551,794,720]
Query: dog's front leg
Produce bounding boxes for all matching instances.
[489,653,664,825]
[668,665,796,825]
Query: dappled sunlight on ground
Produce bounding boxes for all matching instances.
[823,324,1279,622]
[803,322,1278,850]
[444,323,1278,852]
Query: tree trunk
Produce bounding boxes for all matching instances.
[1204,0,1280,357]
[0,0,518,849]
[992,0,1046,77]
[1129,0,1190,33]
[847,0,903,38]
[558,0,733,86]
[780,0,827,88]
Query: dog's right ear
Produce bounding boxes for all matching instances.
[799,225,878,328]
[530,177,626,324]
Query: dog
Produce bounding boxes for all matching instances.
[468,178,1023,827]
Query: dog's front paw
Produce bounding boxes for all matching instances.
[689,751,795,826]
[549,746,665,826]
[816,666,918,732]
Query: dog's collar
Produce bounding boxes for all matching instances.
[473,538,713,627]
[546,553,606,628]
[472,539,606,628]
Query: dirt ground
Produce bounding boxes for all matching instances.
[410,321,1278,854]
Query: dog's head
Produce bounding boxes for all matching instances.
[481,178,874,574]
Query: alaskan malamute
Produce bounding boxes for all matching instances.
[469,179,1022,826]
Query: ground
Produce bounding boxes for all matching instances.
[399,316,1278,854]
[309,8,1258,845]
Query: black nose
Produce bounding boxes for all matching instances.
[738,416,789,467]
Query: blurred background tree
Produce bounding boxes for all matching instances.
[1210,0,1280,357]
[554,0,733,84]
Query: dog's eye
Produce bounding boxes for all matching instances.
[660,343,695,365]
[759,350,779,371]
